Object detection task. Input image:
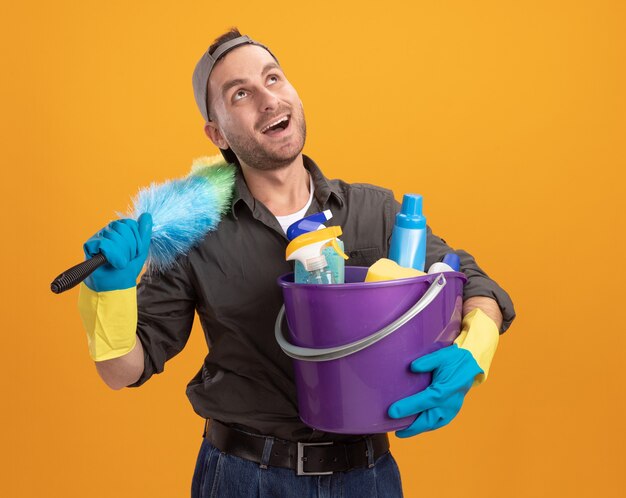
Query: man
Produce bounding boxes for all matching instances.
[78,28,515,497]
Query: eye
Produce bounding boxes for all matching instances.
[267,74,279,85]
[233,89,248,101]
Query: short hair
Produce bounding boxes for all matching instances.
[208,28,243,60]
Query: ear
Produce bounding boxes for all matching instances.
[204,122,229,149]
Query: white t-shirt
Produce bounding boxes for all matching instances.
[275,174,314,234]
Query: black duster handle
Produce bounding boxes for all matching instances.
[50,253,107,294]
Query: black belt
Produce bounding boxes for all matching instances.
[205,420,390,476]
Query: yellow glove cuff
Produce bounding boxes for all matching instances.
[78,283,138,362]
[454,308,499,387]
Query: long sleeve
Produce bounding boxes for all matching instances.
[424,226,516,333]
[128,257,197,387]
[388,198,515,333]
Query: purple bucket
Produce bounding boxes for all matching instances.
[276,267,466,434]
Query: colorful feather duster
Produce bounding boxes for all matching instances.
[51,155,236,293]
[127,155,236,273]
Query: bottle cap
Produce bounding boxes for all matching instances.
[395,194,426,229]
[427,262,454,274]
[287,210,333,240]
[305,254,328,272]
[442,253,461,271]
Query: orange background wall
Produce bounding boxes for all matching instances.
[2,1,625,497]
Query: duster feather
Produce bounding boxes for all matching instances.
[125,155,236,273]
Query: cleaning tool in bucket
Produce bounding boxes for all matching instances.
[286,209,333,240]
[428,252,461,274]
[443,252,461,271]
[286,226,348,284]
[389,193,427,271]
[365,258,426,282]
[275,267,467,434]
[288,211,347,284]
[50,156,235,294]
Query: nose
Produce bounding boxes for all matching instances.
[258,86,280,113]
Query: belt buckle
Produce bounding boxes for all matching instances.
[296,442,334,476]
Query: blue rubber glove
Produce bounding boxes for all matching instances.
[83,213,153,292]
[388,344,484,438]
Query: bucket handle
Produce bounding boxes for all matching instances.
[275,273,447,362]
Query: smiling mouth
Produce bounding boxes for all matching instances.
[261,115,291,135]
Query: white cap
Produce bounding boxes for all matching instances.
[304,254,328,272]
[427,262,455,274]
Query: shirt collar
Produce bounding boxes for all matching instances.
[230,154,345,219]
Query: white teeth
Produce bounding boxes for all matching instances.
[261,116,289,133]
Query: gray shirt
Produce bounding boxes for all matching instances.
[130,155,515,441]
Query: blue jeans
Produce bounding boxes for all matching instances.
[191,438,404,498]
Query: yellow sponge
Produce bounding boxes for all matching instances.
[365,258,427,282]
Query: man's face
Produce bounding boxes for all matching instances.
[206,45,306,170]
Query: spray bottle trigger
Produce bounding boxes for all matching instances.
[329,239,349,260]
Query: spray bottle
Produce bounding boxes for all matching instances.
[286,226,349,284]
[287,211,346,283]
[389,193,427,271]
